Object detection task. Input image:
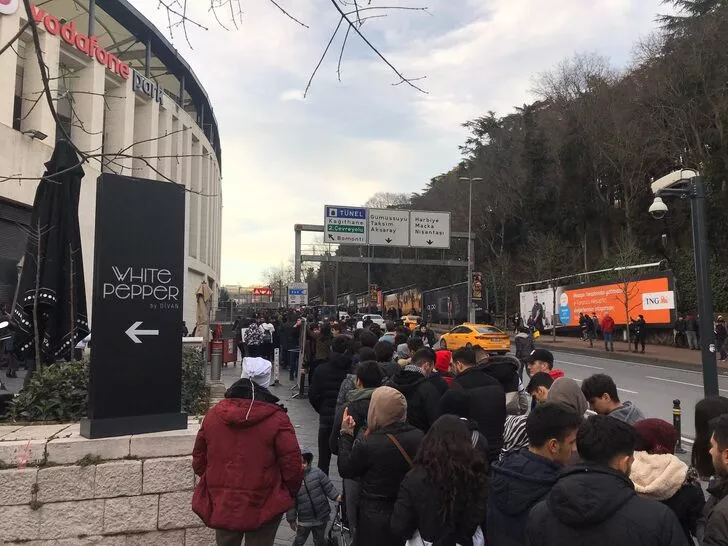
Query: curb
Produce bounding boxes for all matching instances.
[430,324,728,376]
[537,343,728,376]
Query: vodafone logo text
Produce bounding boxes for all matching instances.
[30,4,130,80]
[0,0,19,15]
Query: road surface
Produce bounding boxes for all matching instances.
[551,349,728,441]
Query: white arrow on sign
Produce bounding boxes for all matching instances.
[125,321,159,344]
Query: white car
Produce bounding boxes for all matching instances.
[356,314,386,329]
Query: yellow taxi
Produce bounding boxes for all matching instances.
[438,323,511,354]
[402,315,421,332]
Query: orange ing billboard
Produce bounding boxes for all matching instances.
[559,276,674,327]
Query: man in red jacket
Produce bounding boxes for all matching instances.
[192,364,303,546]
[601,312,615,352]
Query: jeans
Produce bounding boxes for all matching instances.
[215,514,282,546]
[318,425,333,475]
[719,340,727,360]
[633,337,646,352]
[288,349,300,381]
[686,331,698,350]
[603,332,614,351]
[292,524,326,546]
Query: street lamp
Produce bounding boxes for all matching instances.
[459,176,483,323]
[649,169,717,396]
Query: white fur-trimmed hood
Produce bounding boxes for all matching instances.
[630,451,687,501]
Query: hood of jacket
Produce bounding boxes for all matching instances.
[396,343,411,360]
[548,369,565,381]
[347,387,376,403]
[482,359,519,393]
[455,363,501,390]
[390,369,427,397]
[328,353,353,372]
[547,378,588,416]
[547,464,635,527]
[490,449,563,516]
[629,451,687,501]
[214,387,286,428]
[608,401,644,424]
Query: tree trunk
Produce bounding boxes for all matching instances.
[600,223,610,260]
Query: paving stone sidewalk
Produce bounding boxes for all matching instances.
[219,362,342,546]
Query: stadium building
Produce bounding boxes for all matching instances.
[0,0,222,327]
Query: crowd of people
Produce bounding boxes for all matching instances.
[191,312,728,546]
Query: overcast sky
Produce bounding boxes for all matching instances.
[133,0,668,286]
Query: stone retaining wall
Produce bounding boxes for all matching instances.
[0,419,215,545]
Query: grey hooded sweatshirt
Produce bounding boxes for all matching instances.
[608,401,645,425]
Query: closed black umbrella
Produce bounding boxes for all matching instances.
[11,139,89,367]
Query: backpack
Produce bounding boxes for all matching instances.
[247,324,263,345]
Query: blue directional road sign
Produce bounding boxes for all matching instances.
[324,205,368,245]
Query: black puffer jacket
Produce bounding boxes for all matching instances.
[451,365,506,462]
[527,464,687,546]
[387,369,441,432]
[487,449,562,546]
[703,477,728,546]
[309,354,352,428]
[391,465,487,546]
[338,421,423,546]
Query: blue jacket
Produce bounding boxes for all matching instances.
[286,466,339,526]
[486,449,562,546]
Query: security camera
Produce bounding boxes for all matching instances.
[649,196,668,220]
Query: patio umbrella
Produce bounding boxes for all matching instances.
[194,281,213,343]
[11,139,89,365]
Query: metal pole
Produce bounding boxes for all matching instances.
[145,38,152,78]
[87,0,96,35]
[467,180,474,323]
[334,261,339,309]
[691,176,718,396]
[673,399,685,454]
[294,225,302,282]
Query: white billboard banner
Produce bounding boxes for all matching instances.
[324,205,368,245]
[519,288,562,330]
[368,209,410,247]
[409,211,451,249]
[642,291,675,311]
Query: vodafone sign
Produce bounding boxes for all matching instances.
[0,0,19,15]
[31,4,130,79]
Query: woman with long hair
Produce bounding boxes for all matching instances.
[338,386,423,546]
[692,395,728,478]
[391,415,488,546]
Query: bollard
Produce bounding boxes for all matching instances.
[211,339,223,382]
[273,348,280,386]
[673,399,686,454]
